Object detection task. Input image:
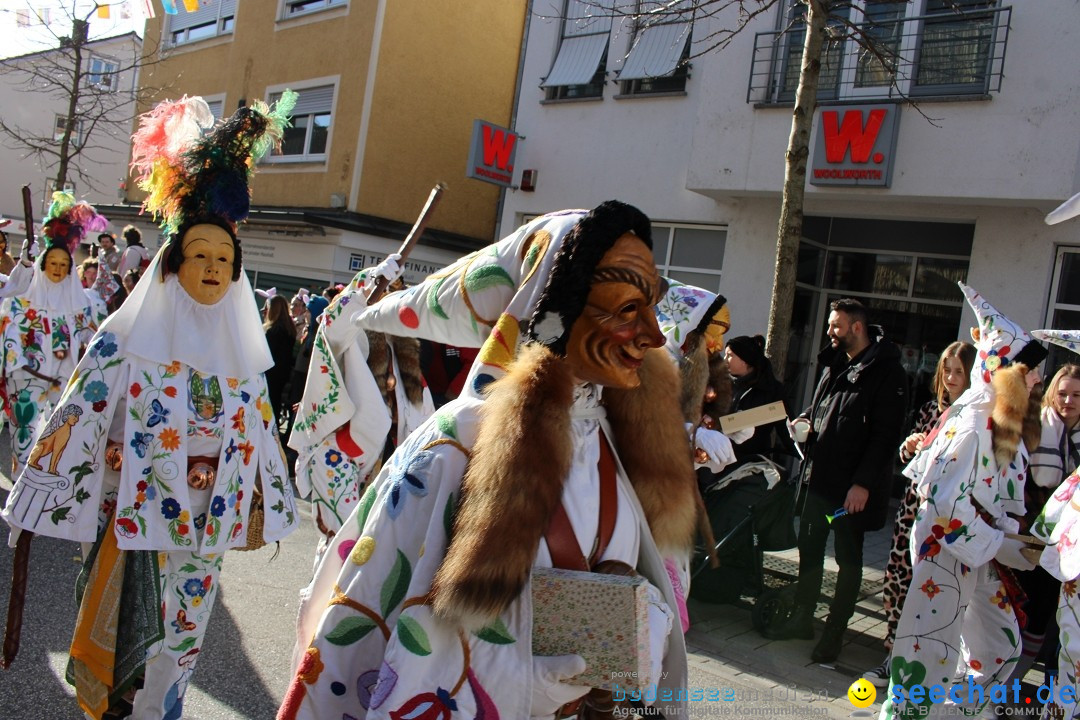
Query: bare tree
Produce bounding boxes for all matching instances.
[546,0,972,378]
[0,1,165,200]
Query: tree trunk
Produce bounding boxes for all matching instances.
[55,18,88,194]
[764,0,825,381]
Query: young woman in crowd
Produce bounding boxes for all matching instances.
[863,340,976,686]
[263,293,298,426]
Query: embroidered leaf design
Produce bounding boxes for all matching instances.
[169,636,198,653]
[1007,478,1016,498]
[443,493,456,541]
[50,507,70,524]
[435,412,457,441]
[326,616,378,646]
[1002,626,1016,647]
[463,265,514,294]
[427,276,449,320]
[70,461,95,486]
[396,615,432,656]
[179,563,199,574]
[474,617,515,645]
[380,550,412,617]
[356,485,378,531]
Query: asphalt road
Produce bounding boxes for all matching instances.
[0,426,321,720]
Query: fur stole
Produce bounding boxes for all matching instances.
[432,343,697,629]
[991,363,1038,468]
[365,331,425,407]
[678,333,733,425]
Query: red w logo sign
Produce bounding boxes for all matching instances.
[822,108,887,163]
[467,120,520,188]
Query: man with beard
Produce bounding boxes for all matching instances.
[763,298,908,665]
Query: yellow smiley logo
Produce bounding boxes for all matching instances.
[847,678,877,708]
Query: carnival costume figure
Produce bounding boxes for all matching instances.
[2,93,300,719]
[289,258,434,558]
[280,202,701,720]
[0,193,109,475]
[880,283,1046,719]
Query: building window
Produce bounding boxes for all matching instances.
[268,85,333,161]
[541,0,613,101]
[618,1,693,96]
[167,0,236,46]
[749,0,1008,104]
[86,57,118,90]
[205,99,225,120]
[1045,247,1080,378]
[652,223,726,292]
[16,9,31,26]
[55,115,84,147]
[283,0,347,17]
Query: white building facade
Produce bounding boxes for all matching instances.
[500,0,1080,406]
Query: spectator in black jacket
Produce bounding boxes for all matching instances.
[724,334,796,466]
[263,294,297,426]
[763,299,908,665]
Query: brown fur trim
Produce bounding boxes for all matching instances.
[1022,381,1043,453]
[391,335,425,406]
[365,331,425,408]
[991,363,1030,468]
[432,343,574,629]
[678,334,732,424]
[604,348,699,555]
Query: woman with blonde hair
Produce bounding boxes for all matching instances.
[863,340,976,686]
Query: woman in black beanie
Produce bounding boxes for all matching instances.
[724,334,795,464]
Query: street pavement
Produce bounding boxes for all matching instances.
[0,420,909,719]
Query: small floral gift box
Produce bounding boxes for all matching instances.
[531,566,651,691]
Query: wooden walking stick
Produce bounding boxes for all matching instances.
[1,531,33,669]
[365,182,446,305]
[1,185,39,670]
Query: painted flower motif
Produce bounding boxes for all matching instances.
[210,496,227,518]
[183,578,206,597]
[130,432,153,458]
[224,438,238,463]
[969,659,983,671]
[91,333,117,358]
[237,440,255,465]
[325,449,343,467]
[164,360,182,376]
[25,308,37,321]
[158,427,180,451]
[385,450,435,519]
[231,408,246,434]
[227,378,239,390]
[130,382,142,398]
[145,486,157,501]
[920,578,941,600]
[991,588,1011,611]
[389,688,457,720]
[979,347,1010,383]
[161,498,181,520]
[116,517,138,538]
[82,380,108,403]
[163,386,178,398]
[369,661,399,711]
[194,513,207,530]
[92,400,107,412]
[1065,581,1077,598]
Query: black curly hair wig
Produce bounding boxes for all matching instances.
[526,200,652,356]
[161,214,242,282]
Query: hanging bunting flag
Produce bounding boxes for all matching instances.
[160,0,178,14]
[181,0,198,11]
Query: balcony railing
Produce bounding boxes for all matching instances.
[747,5,1011,105]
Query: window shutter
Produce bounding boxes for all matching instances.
[167,0,235,32]
[272,85,334,115]
[618,21,691,80]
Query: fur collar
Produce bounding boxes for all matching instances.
[365,331,425,407]
[991,363,1038,467]
[432,343,697,629]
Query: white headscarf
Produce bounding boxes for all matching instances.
[97,244,272,378]
[23,256,93,315]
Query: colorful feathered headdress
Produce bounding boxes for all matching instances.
[41,191,109,254]
[130,91,297,237]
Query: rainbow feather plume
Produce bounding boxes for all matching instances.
[42,190,108,253]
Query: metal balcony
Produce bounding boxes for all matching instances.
[747,5,1011,105]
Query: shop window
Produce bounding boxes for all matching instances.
[268,85,334,161]
[652,223,725,292]
[167,0,235,46]
[542,0,613,101]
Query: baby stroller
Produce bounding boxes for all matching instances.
[690,456,800,615]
